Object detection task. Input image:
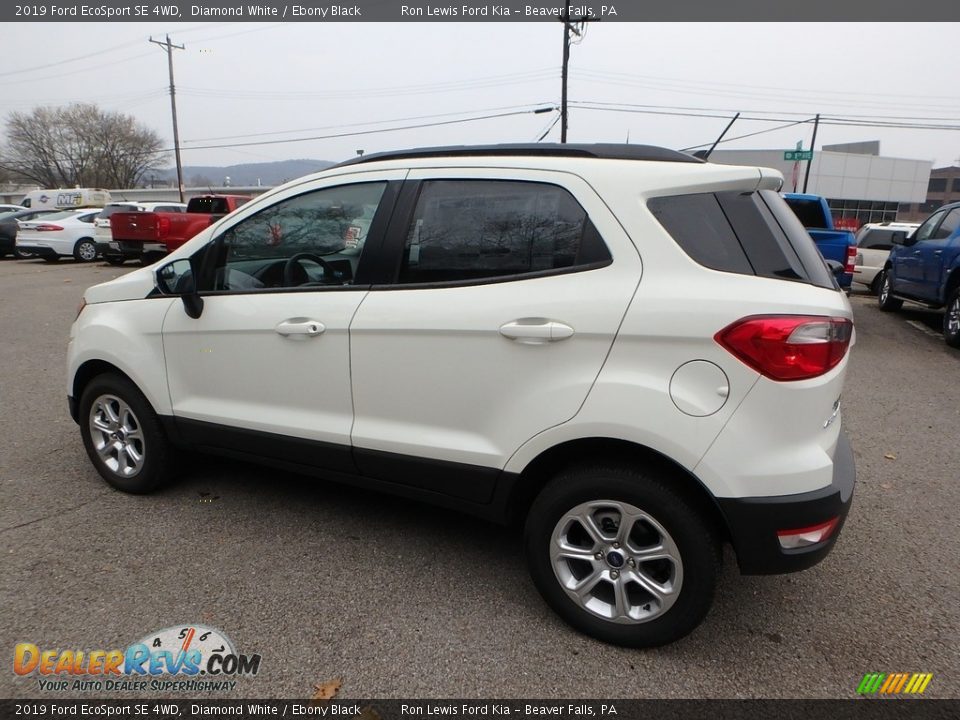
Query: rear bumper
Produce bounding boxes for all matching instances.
[16,244,58,259]
[717,431,855,575]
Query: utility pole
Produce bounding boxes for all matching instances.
[150,34,185,202]
[558,12,598,144]
[802,113,820,194]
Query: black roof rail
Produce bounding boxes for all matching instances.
[333,143,703,168]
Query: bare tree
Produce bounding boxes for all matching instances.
[1,103,165,188]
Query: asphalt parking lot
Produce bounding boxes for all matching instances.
[1,258,958,700]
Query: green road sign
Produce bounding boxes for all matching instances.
[784,150,813,161]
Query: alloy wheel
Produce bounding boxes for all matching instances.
[550,500,683,624]
[88,394,146,478]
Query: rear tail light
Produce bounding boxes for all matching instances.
[34,224,64,231]
[157,216,171,238]
[715,315,853,381]
[777,517,840,549]
[845,245,856,275]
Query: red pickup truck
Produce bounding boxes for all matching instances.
[107,194,251,263]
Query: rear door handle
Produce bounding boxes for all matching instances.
[275,319,325,337]
[499,319,574,344]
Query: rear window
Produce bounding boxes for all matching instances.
[856,228,898,250]
[648,190,835,290]
[783,197,830,229]
[99,204,140,218]
[188,197,246,214]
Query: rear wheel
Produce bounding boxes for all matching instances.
[524,463,720,648]
[878,270,903,312]
[944,287,960,348]
[73,238,97,262]
[869,273,883,295]
[79,373,177,493]
[13,247,35,259]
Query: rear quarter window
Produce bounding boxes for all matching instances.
[648,190,835,290]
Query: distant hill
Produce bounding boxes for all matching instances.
[152,159,336,187]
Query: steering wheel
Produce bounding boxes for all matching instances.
[282,253,335,287]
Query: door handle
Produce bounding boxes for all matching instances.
[499,319,575,344]
[274,319,325,337]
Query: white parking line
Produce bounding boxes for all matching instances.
[906,320,942,338]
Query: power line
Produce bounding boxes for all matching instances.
[183,103,555,143]
[0,40,140,78]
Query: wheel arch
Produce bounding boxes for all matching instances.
[944,265,960,303]
[506,437,730,543]
[71,360,147,421]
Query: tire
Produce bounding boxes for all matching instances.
[877,270,903,312]
[13,247,35,260]
[104,257,126,266]
[869,273,883,295]
[944,287,960,348]
[78,373,177,494]
[73,238,97,262]
[524,463,721,648]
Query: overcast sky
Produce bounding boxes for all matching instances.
[4,22,959,171]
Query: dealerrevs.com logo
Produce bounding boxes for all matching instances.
[14,624,261,693]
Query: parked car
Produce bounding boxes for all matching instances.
[0,204,27,214]
[109,195,251,264]
[16,208,102,262]
[68,144,855,648]
[878,202,960,347]
[0,208,70,258]
[853,222,920,293]
[783,193,857,290]
[94,202,188,265]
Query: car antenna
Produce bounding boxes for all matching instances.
[696,112,740,161]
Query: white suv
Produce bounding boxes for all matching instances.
[67,145,856,647]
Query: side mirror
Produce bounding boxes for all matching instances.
[890,231,907,246]
[156,258,204,319]
[824,259,845,281]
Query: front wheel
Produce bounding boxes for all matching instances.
[944,288,960,348]
[74,238,97,262]
[524,464,720,648]
[79,373,177,493]
[878,270,903,312]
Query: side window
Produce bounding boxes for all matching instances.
[648,193,754,275]
[211,182,386,292]
[398,180,609,285]
[858,229,895,250]
[914,210,947,244]
[930,208,960,243]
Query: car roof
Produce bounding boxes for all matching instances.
[335,143,703,169]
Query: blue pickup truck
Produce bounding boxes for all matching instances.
[878,201,960,347]
[783,193,857,290]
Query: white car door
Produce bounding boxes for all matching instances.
[161,172,403,473]
[349,169,642,502]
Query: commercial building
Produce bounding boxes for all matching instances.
[709,141,932,229]
[897,165,960,221]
